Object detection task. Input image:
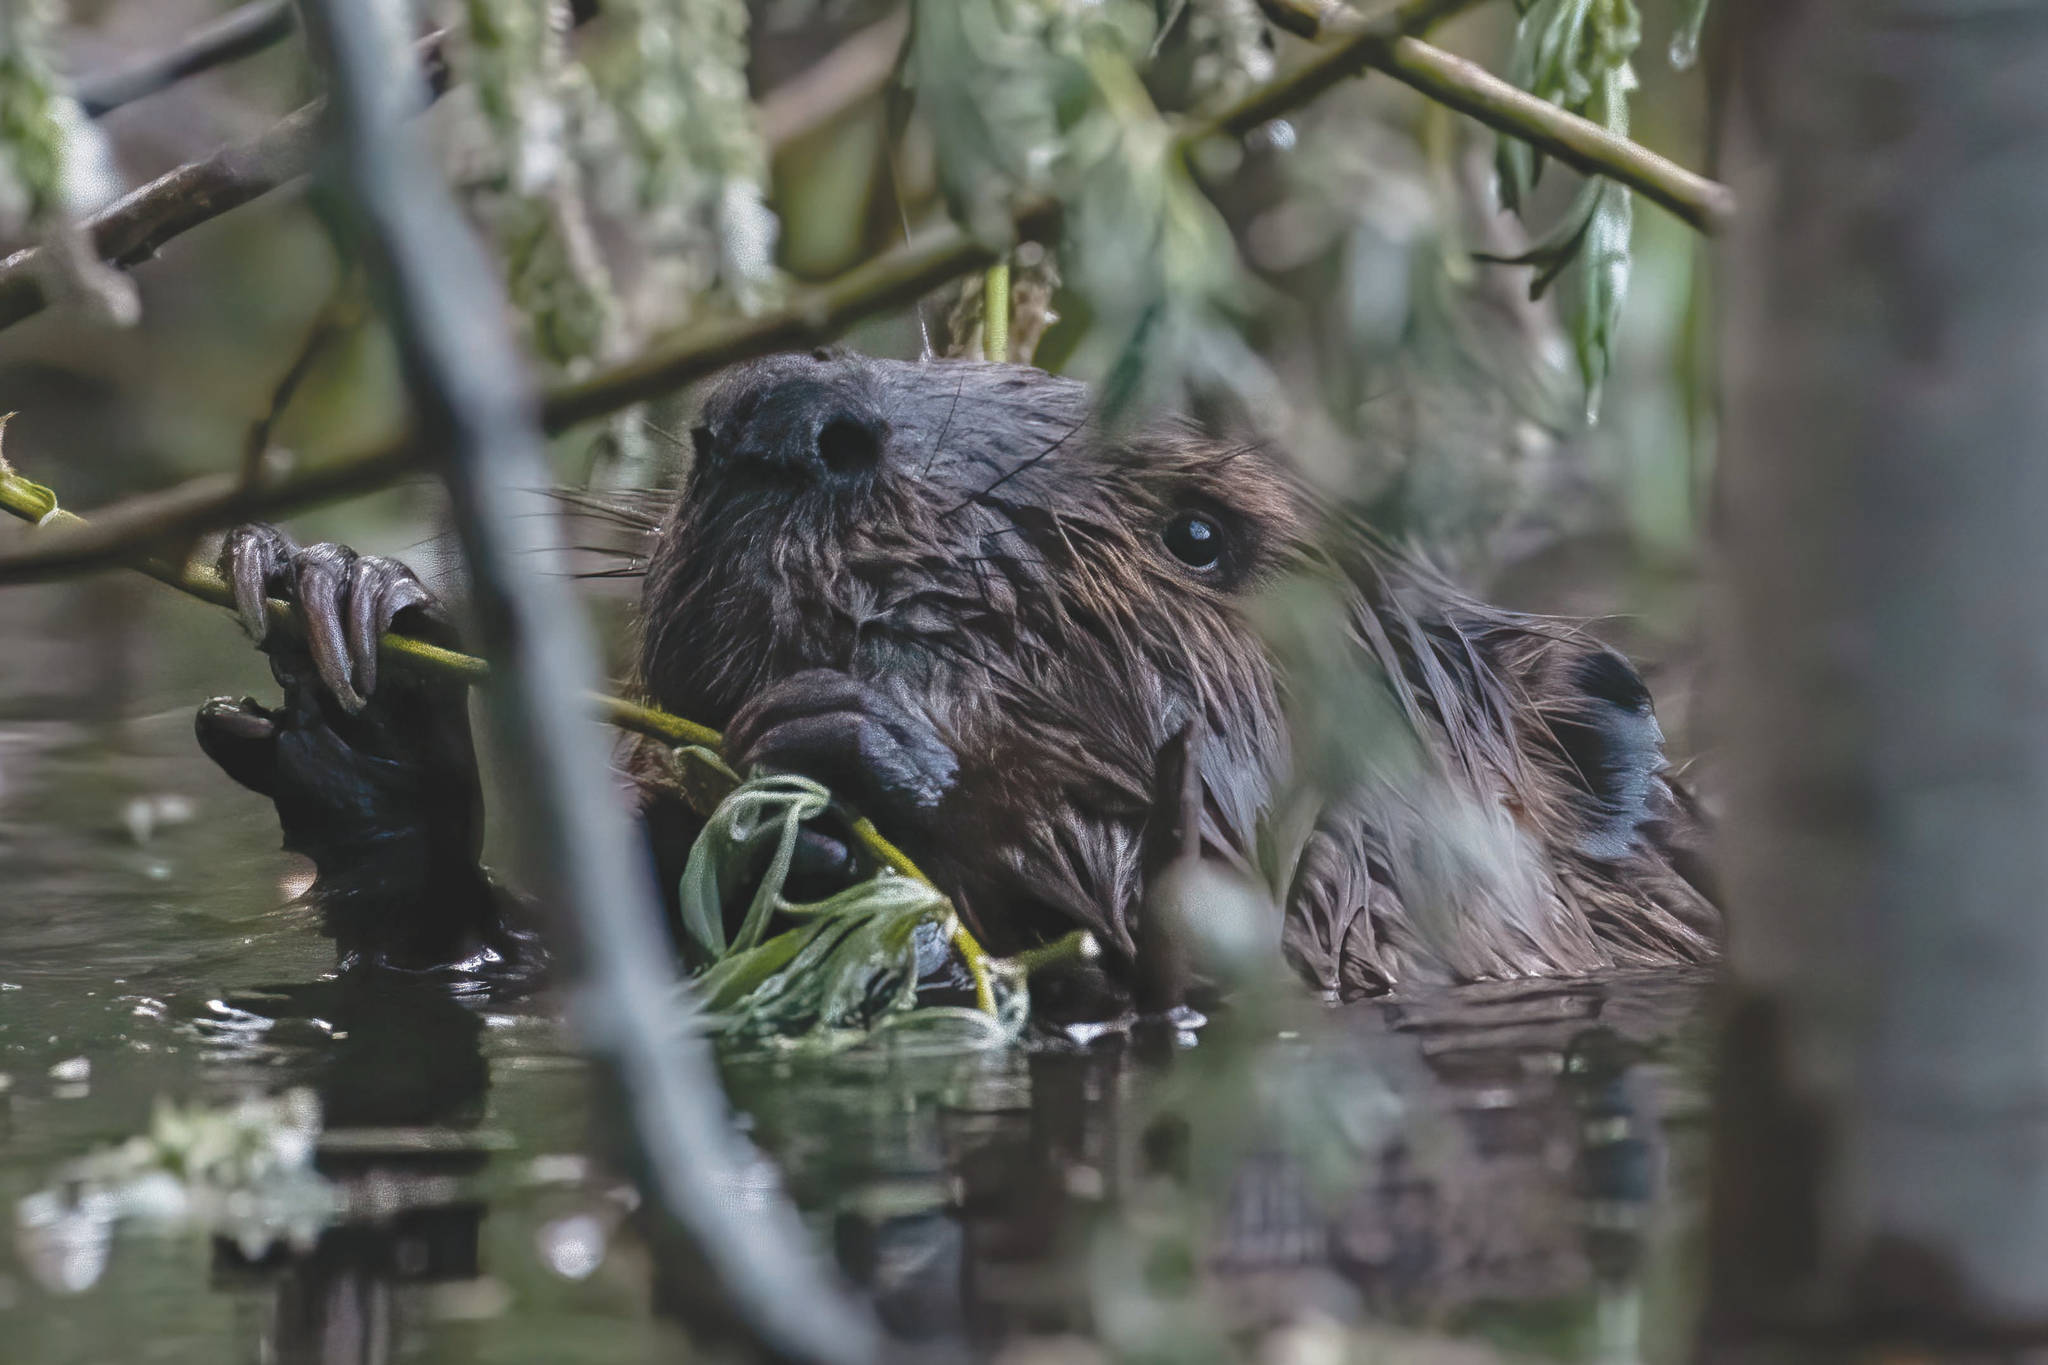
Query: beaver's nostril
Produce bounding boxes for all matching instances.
[816,417,883,477]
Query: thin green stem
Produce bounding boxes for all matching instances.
[982,257,1011,364]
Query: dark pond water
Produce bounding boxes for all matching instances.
[0,574,1716,1364]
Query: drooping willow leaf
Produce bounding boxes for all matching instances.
[434,0,778,368]
[1492,0,1643,419]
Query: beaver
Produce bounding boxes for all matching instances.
[194,350,1716,999]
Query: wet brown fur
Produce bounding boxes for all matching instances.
[628,352,1715,999]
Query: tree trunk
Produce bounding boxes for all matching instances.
[1706,0,2048,1356]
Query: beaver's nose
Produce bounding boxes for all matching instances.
[702,369,888,486]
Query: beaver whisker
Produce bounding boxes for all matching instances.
[941,415,1090,520]
[919,369,969,481]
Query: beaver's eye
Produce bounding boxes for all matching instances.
[1164,512,1223,570]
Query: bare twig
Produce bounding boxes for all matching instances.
[75,1,298,118]
[0,4,920,353]
[294,4,878,1362]
[0,27,457,339]
[1243,0,1736,233]
[240,268,362,484]
[0,100,323,333]
[756,6,908,148]
[0,442,418,585]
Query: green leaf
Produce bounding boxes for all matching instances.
[674,772,1032,1056]
[1576,176,1633,422]
[1490,0,1643,419]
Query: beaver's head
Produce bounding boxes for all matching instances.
[633,350,1719,991]
[638,351,1303,954]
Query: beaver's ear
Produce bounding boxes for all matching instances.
[1543,647,1668,861]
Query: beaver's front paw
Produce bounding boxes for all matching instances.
[220,523,451,713]
[724,670,958,821]
[200,524,484,880]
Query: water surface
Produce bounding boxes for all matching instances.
[0,577,1713,1363]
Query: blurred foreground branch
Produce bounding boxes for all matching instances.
[291,2,878,1359]
[756,6,908,148]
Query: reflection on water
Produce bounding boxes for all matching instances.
[0,580,1714,1363]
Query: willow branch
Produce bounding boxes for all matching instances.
[0,100,323,333]
[0,441,710,747]
[755,6,908,148]
[75,1,298,118]
[1248,0,1736,234]
[0,193,1056,588]
[0,0,1715,581]
[1379,36,1732,232]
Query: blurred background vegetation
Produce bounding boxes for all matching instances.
[0,0,1719,727]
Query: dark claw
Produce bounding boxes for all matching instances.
[346,554,385,698]
[353,558,432,699]
[221,523,298,644]
[293,542,365,713]
[217,525,448,717]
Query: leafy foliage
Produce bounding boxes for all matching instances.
[437,0,778,371]
[675,770,1028,1054]
[0,0,69,227]
[1670,0,1711,69]
[1489,0,1644,419]
[909,0,1265,419]
[0,0,133,324]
